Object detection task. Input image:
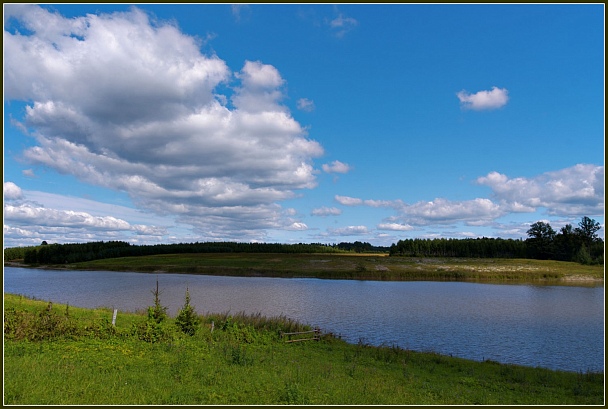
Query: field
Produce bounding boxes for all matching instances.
[61,253,605,285]
[3,293,604,405]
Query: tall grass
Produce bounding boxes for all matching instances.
[4,293,604,405]
[67,253,604,285]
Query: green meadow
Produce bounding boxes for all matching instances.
[65,253,604,285]
[4,293,604,405]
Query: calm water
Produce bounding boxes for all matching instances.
[3,267,604,373]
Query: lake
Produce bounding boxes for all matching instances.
[3,266,604,373]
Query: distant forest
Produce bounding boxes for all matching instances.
[390,216,603,265]
[5,241,387,265]
[4,217,603,266]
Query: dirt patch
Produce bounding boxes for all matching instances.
[375,265,389,271]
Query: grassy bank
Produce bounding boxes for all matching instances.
[58,253,605,285]
[4,293,604,405]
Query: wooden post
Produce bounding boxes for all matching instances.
[211,321,214,332]
[112,309,118,326]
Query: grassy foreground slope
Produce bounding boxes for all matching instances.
[65,253,604,285]
[4,294,604,405]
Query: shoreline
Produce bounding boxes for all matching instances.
[5,292,603,405]
[5,256,604,287]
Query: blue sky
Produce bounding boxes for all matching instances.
[3,4,605,248]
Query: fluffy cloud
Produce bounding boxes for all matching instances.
[332,165,603,232]
[329,225,369,236]
[477,164,604,216]
[457,86,509,110]
[3,183,170,246]
[311,206,342,217]
[287,222,308,231]
[335,195,399,208]
[4,182,23,200]
[322,160,351,174]
[377,223,414,231]
[6,204,131,230]
[399,198,504,226]
[4,5,324,241]
[335,195,363,206]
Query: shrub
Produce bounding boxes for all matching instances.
[4,302,80,341]
[148,279,168,323]
[175,287,200,336]
[131,320,173,343]
[575,246,593,265]
[131,280,174,343]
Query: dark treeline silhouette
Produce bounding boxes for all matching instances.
[390,216,603,265]
[5,217,603,266]
[389,237,527,259]
[524,216,603,264]
[336,241,390,253]
[15,241,349,265]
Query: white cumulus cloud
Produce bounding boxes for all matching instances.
[477,164,604,216]
[399,198,505,226]
[329,225,369,236]
[457,86,509,110]
[4,182,23,200]
[5,204,126,230]
[4,5,319,241]
[377,223,414,231]
[335,195,363,206]
[311,206,342,217]
[322,160,351,174]
[287,222,308,231]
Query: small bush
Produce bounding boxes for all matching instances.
[149,279,168,323]
[132,280,174,342]
[131,320,174,343]
[4,302,114,341]
[4,307,33,340]
[175,288,199,336]
[83,317,117,339]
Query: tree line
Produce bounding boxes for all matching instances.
[4,216,603,266]
[9,241,350,265]
[390,216,603,265]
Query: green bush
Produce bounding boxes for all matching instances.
[131,320,174,343]
[148,279,168,323]
[175,288,200,336]
[4,301,114,341]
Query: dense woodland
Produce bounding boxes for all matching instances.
[390,217,604,265]
[5,242,343,265]
[4,217,603,266]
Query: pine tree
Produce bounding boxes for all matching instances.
[148,279,167,324]
[175,287,199,335]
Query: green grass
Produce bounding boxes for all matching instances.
[4,293,604,405]
[61,253,605,285]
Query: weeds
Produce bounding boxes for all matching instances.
[227,344,254,366]
[281,381,310,405]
